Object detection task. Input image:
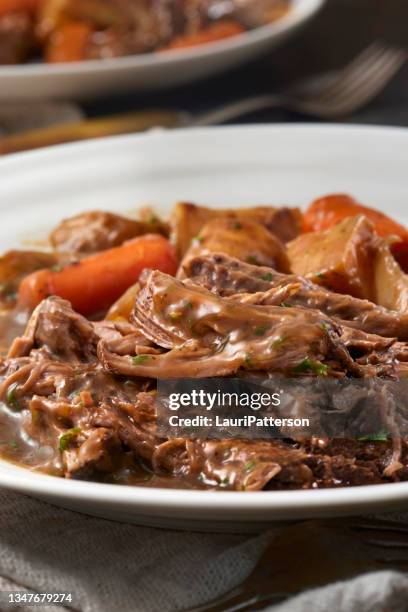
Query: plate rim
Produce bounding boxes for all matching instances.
[0,0,324,77]
[1,458,408,513]
[1,121,408,165]
[1,121,408,517]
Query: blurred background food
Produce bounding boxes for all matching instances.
[0,0,407,150]
[0,0,291,64]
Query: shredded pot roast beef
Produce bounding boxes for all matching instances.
[2,200,408,491]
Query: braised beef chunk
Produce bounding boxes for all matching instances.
[8,297,99,363]
[50,210,168,255]
[97,268,397,380]
[183,253,408,340]
[1,283,408,489]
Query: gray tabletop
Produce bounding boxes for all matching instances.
[83,0,408,128]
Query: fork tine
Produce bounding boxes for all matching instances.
[365,539,408,550]
[312,46,404,105]
[304,48,406,117]
[323,49,407,113]
[306,43,389,102]
[349,518,408,533]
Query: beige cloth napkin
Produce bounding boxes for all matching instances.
[0,488,407,612]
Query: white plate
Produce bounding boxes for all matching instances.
[0,0,324,101]
[0,124,408,531]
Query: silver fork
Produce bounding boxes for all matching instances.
[193,43,407,125]
[1,43,406,155]
[189,517,408,612]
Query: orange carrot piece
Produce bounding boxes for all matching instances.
[45,21,92,63]
[304,194,408,238]
[0,0,41,16]
[303,194,408,272]
[18,234,178,315]
[160,21,245,52]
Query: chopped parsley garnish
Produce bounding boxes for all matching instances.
[192,235,203,245]
[320,321,330,331]
[233,221,243,230]
[59,428,81,452]
[272,335,285,349]
[315,271,326,279]
[244,460,256,471]
[358,430,389,442]
[132,355,149,365]
[261,273,273,282]
[6,383,19,410]
[244,354,253,366]
[293,357,328,376]
[280,302,292,308]
[254,325,268,336]
[51,264,63,273]
[246,256,260,265]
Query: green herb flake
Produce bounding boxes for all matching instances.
[9,440,18,450]
[315,271,326,279]
[6,383,19,410]
[261,272,273,282]
[219,477,230,488]
[358,430,389,442]
[51,264,63,273]
[149,214,159,224]
[132,355,149,365]
[280,302,292,308]
[192,235,203,245]
[272,335,285,349]
[254,325,268,337]
[246,256,260,266]
[244,354,253,366]
[244,460,256,472]
[293,357,328,376]
[59,428,81,452]
[320,321,330,331]
[233,221,243,230]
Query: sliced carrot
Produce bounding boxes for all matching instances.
[45,20,92,62]
[159,21,245,52]
[303,194,408,270]
[0,0,41,16]
[18,234,178,315]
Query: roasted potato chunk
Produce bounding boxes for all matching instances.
[171,202,301,257]
[288,216,378,300]
[374,241,408,312]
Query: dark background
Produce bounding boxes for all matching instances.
[85,0,408,127]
